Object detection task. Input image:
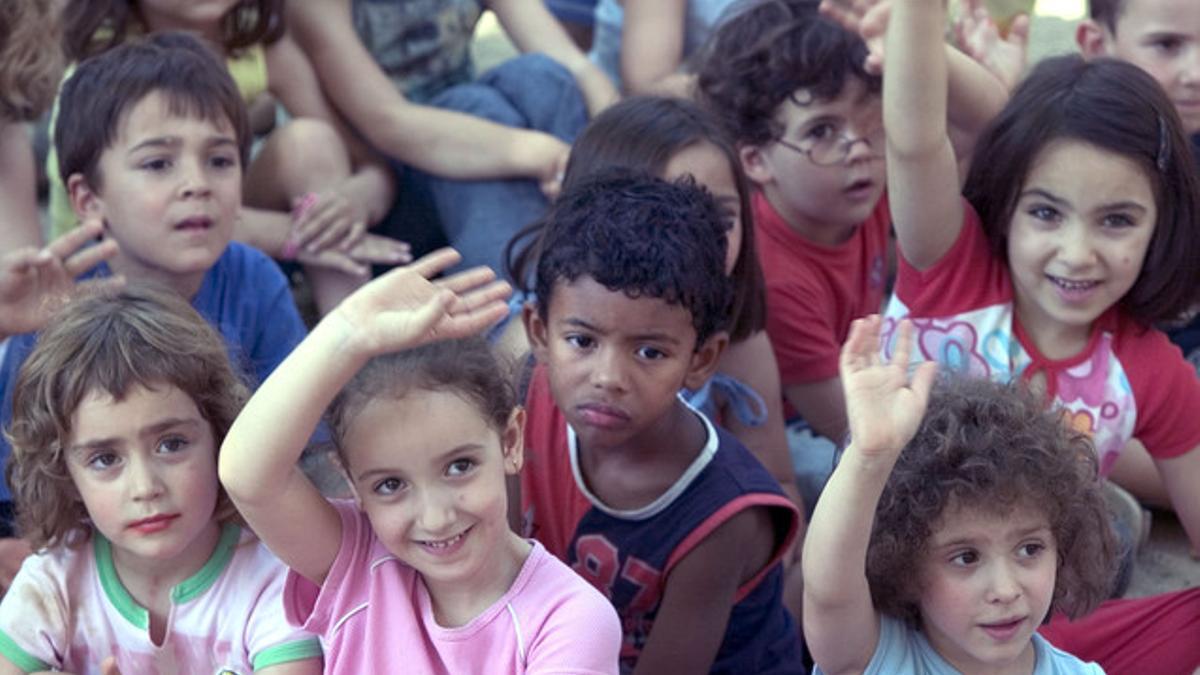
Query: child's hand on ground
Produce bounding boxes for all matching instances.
[953,0,1029,91]
[290,189,368,254]
[840,316,936,458]
[0,218,123,338]
[333,248,511,356]
[296,232,412,278]
[820,0,890,75]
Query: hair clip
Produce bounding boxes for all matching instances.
[1156,115,1170,173]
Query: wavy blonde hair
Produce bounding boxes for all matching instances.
[0,0,65,121]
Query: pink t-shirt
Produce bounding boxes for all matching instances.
[283,500,621,675]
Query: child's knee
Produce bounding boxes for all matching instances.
[273,117,350,175]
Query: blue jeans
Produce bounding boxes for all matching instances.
[382,53,588,279]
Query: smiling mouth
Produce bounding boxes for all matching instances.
[1047,275,1100,292]
[417,525,472,551]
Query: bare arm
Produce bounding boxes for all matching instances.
[0,122,43,251]
[633,507,776,674]
[784,378,848,444]
[1155,448,1200,557]
[219,249,512,584]
[883,0,964,271]
[490,0,619,115]
[802,317,936,675]
[287,0,569,183]
[618,0,689,96]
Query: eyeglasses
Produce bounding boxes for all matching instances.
[775,122,885,167]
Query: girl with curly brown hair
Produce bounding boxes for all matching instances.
[803,316,1118,675]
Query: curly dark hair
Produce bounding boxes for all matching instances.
[506,96,765,341]
[866,376,1118,626]
[964,55,1200,326]
[695,0,879,147]
[5,283,250,551]
[326,337,516,470]
[533,169,735,347]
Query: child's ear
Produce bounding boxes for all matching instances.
[501,406,526,475]
[522,301,550,363]
[683,331,730,391]
[67,173,105,224]
[739,144,774,188]
[1075,20,1111,59]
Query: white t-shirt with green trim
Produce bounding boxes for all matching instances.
[0,523,320,674]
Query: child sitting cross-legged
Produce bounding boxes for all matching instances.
[804,316,1118,675]
[219,249,622,673]
[0,284,321,674]
[518,170,804,673]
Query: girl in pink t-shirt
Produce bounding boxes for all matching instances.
[220,249,621,674]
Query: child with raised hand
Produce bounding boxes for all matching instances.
[55,0,408,314]
[518,170,803,674]
[0,283,322,675]
[804,316,1116,674]
[879,0,1200,554]
[219,249,622,674]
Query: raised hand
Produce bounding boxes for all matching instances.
[839,316,937,458]
[0,218,123,338]
[953,0,1030,90]
[333,248,511,356]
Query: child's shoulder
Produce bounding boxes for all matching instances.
[1031,632,1106,675]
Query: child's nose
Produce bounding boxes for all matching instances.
[127,456,165,502]
[985,561,1023,604]
[1055,221,1096,268]
[415,488,456,534]
[589,348,628,392]
[178,159,212,198]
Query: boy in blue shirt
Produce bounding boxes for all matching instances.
[0,33,307,539]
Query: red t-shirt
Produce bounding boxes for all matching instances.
[754,191,890,390]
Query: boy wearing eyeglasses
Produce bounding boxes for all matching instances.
[696,0,1006,507]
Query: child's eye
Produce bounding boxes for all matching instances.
[1017,542,1046,559]
[805,122,838,142]
[636,346,666,360]
[140,158,172,172]
[1027,205,1060,222]
[373,477,407,496]
[87,452,121,471]
[1100,213,1135,229]
[156,436,189,454]
[446,458,475,477]
[209,155,238,170]
[565,334,594,350]
[1149,36,1184,55]
[949,550,979,567]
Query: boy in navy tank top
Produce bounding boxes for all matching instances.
[518,170,805,674]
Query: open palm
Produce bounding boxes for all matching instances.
[333,248,511,356]
[840,316,937,457]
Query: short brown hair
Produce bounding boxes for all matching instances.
[866,376,1118,626]
[64,0,284,61]
[1088,0,1125,32]
[0,0,65,121]
[55,31,251,189]
[5,283,250,551]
